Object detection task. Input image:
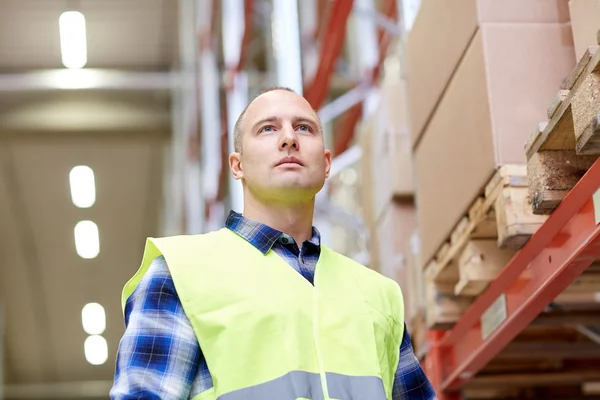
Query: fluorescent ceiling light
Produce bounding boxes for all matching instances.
[59,11,88,69]
[69,165,96,208]
[84,335,108,365]
[81,303,106,335]
[74,220,100,259]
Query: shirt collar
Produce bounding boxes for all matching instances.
[225,210,321,254]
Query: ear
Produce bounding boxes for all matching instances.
[323,148,332,179]
[229,152,244,180]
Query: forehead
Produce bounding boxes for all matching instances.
[244,90,317,124]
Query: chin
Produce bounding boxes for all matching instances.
[275,181,322,195]
[277,178,318,188]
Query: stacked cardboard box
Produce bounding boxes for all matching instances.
[401,231,427,353]
[358,42,425,334]
[360,83,416,269]
[406,0,576,271]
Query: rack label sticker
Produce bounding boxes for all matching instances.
[593,189,600,225]
[481,294,507,341]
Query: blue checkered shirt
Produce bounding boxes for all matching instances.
[111,211,436,399]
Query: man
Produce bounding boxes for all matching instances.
[111,87,436,400]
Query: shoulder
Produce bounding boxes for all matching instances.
[129,255,175,298]
[138,255,171,284]
[124,255,181,323]
[151,229,224,247]
[123,233,232,315]
[149,229,235,254]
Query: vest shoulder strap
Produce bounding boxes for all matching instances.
[121,229,233,313]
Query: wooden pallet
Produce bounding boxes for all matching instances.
[424,174,600,330]
[423,165,548,329]
[525,46,600,214]
[424,165,545,286]
[417,47,600,332]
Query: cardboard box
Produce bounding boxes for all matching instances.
[569,0,600,60]
[374,201,417,279]
[406,0,571,148]
[357,116,385,233]
[415,24,575,269]
[380,71,415,199]
[402,232,425,326]
[365,81,414,224]
[358,119,376,231]
[390,134,413,198]
[371,129,414,221]
[381,59,409,134]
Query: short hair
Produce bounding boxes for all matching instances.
[233,86,321,153]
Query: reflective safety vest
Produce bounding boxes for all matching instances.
[122,228,405,400]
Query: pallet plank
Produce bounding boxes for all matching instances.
[547,90,570,119]
[525,121,548,155]
[526,47,600,158]
[455,240,514,296]
[470,210,497,239]
[571,68,600,152]
[527,150,598,214]
[425,276,473,330]
[576,112,600,155]
[450,217,469,245]
[561,46,598,90]
[427,165,527,283]
[495,186,547,249]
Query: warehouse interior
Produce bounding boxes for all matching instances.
[1,0,600,399]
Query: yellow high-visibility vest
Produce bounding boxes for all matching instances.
[122,228,405,400]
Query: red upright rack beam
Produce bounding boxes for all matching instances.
[304,0,354,110]
[427,158,600,399]
[333,0,397,156]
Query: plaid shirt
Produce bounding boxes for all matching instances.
[111,211,436,399]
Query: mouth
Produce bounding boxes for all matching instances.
[276,156,304,167]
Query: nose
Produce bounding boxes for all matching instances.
[278,124,299,151]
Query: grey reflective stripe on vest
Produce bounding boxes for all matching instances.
[218,371,386,400]
[326,372,386,399]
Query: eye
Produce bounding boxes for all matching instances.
[259,125,274,133]
[297,124,312,132]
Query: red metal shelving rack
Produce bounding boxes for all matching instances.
[425,158,600,400]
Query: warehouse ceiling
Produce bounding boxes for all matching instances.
[0,0,176,397]
[0,0,178,71]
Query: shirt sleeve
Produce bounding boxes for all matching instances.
[110,256,205,400]
[392,324,437,400]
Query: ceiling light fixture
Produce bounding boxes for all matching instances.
[84,335,108,365]
[69,165,96,208]
[74,220,100,259]
[81,302,106,335]
[59,11,88,69]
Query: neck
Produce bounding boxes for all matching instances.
[242,192,315,246]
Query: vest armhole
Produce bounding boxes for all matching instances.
[121,237,163,314]
[387,279,405,326]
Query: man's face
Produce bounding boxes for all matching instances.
[231,89,331,203]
